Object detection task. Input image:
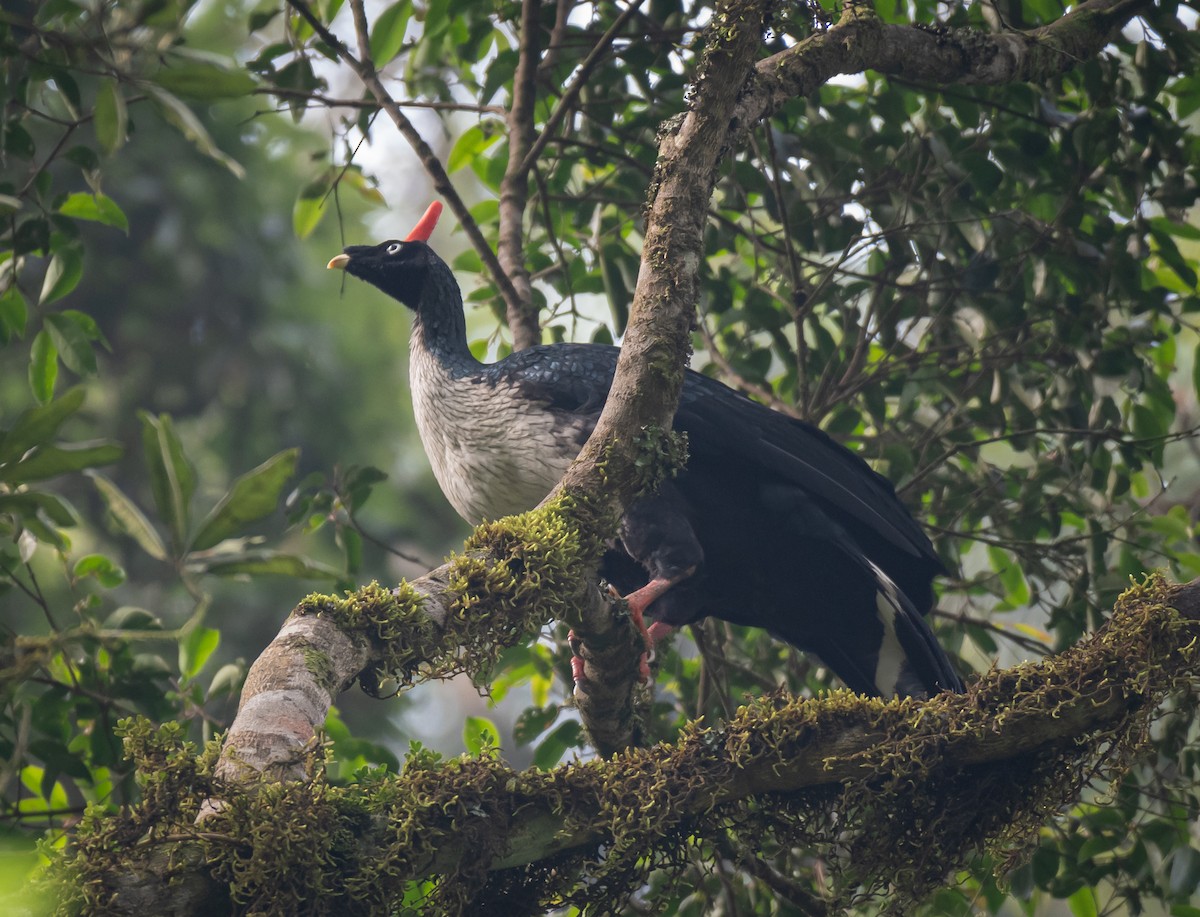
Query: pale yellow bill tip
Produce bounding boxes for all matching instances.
[327,254,350,270]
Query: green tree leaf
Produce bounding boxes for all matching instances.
[28,331,58,404]
[93,79,127,155]
[207,663,245,700]
[0,386,86,464]
[139,412,195,553]
[58,192,130,233]
[144,85,246,179]
[293,176,330,240]
[44,313,98,376]
[532,720,583,770]
[149,54,257,100]
[0,492,78,545]
[462,716,499,757]
[369,1,412,66]
[0,443,122,484]
[194,549,341,579]
[39,248,84,305]
[87,471,169,561]
[73,553,126,588]
[0,285,28,343]
[180,626,220,679]
[189,448,300,551]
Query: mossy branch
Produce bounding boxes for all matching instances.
[53,576,1200,915]
[211,497,603,785]
[739,0,1149,126]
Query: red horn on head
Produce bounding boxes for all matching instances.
[404,201,444,243]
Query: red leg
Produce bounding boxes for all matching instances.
[573,570,693,691]
[567,629,586,693]
[620,568,694,682]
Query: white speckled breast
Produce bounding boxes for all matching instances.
[408,338,585,524]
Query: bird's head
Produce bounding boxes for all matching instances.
[327,202,444,311]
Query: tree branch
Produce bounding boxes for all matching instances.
[497,0,543,351]
[284,0,524,320]
[67,578,1200,914]
[738,0,1151,128]
[546,0,777,747]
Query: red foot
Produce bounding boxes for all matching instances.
[572,573,691,692]
[568,629,587,694]
[615,570,693,683]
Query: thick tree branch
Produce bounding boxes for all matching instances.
[547,0,778,748]
[738,0,1151,127]
[553,0,772,507]
[72,578,1200,914]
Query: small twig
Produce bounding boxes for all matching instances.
[516,0,649,178]
[256,86,506,116]
[285,0,523,319]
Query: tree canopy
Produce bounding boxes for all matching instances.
[2,0,1200,914]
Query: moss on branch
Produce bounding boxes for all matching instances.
[47,576,1200,916]
[293,494,605,695]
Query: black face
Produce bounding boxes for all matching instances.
[341,239,432,310]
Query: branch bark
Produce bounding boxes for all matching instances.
[738,0,1150,127]
[75,578,1200,914]
[497,0,542,351]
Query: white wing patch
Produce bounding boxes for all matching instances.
[868,560,907,698]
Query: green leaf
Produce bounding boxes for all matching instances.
[1193,341,1200,405]
[194,549,342,579]
[0,386,86,464]
[180,626,220,679]
[532,720,583,770]
[73,553,126,588]
[448,123,502,174]
[103,606,163,630]
[338,167,385,205]
[39,247,84,305]
[207,663,244,699]
[139,412,195,552]
[87,471,169,561]
[189,448,299,551]
[293,176,330,240]
[0,442,122,483]
[28,331,57,405]
[0,491,77,528]
[144,85,246,179]
[0,285,28,343]
[150,54,257,100]
[44,313,97,376]
[93,79,127,155]
[337,526,362,574]
[58,192,129,233]
[1066,886,1099,917]
[513,704,559,745]
[369,1,412,66]
[986,544,1030,605]
[462,715,498,757]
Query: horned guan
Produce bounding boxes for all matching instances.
[328,202,962,697]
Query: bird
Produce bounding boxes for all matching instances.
[328,201,963,698]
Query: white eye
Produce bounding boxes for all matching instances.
[386,242,402,255]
